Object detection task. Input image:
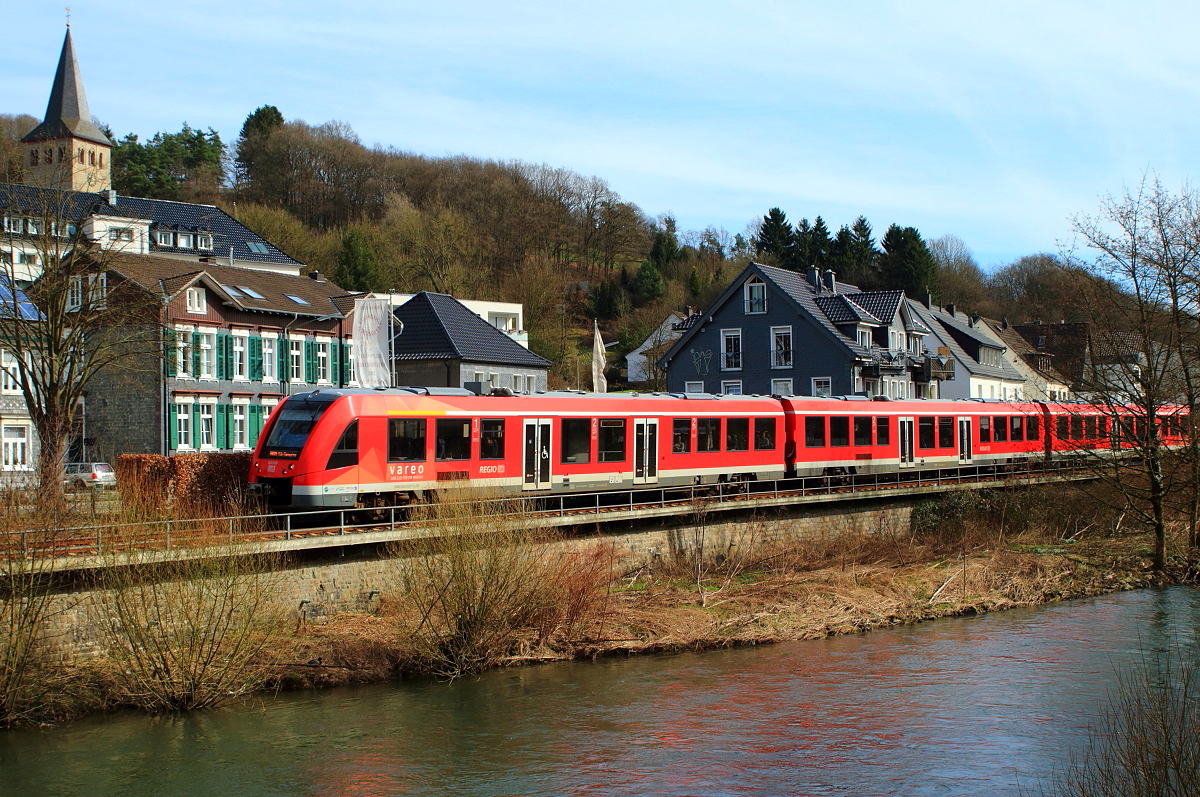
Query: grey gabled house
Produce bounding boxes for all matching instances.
[659,262,949,397]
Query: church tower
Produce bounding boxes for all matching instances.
[20,27,113,192]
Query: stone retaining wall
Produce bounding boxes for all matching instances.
[38,498,916,660]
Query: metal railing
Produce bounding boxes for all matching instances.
[4,458,1095,564]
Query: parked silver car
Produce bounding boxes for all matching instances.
[63,462,117,490]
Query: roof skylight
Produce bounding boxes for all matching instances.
[237,286,265,299]
[285,294,310,306]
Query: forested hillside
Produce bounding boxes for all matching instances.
[0,107,1088,386]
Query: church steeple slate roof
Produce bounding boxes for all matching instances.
[20,28,112,147]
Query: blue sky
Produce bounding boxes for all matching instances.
[6,1,1199,270]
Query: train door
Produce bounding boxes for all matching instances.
[523,418,552,490]
[633,418,659,485]
[899,417,915,468]
[958,416,973,465]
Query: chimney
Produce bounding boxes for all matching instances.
[923,291,932,309]
[945,303,956,317]
[806,266,820,289]
[309,270,325,282]
[1001,317,1009,330]
[822,269,836,293]
[104,189,117,206]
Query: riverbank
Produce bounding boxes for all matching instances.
[2,486,1192,728]
[278,505,1178,692]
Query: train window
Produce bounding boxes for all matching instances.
[938,417,954,448]
[1085,417,1098,440]
[979,416,991,443]
[481,419,505,460]
[1099,417,1108,438]
[876,417,890,446]
[726,418,749,451]
[1057,416,1069,440]
[854,417,872,447]
[1010,416,1024,442]
[918,417,936,449]
[672,418,691,453]
[388,418,426,462]
[754,417,776,450]
[436,419,472,460]
[1135,417,1147,441]
[698,418,721,452]
[325,420,358,470]
[1072,416,1084,440]
[805,417,826,448]
[561,419,590,463]
[1028,415,1040,440]
[598,419,627,462]
[994,417,1008,443]
[830,416,850,447]
[262,396,334,456]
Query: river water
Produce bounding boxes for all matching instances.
[3,587,1198,797]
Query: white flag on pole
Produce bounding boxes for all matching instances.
[592,319,607,394]
[352,297,393,388]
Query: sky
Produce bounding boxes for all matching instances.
[6,1,1200,270]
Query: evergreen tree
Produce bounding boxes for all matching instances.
[792,217,813,269]
[335,229,383,292]
[648,216,684,278]
[753,208,795,267]
[234,105,284,193]
[879,224,939,299]
[630,261,666,306]
[110,124,225,201]
[841,215,882,289]
[808,216,832,269]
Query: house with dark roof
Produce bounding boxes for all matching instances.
[81,253,364,459]
[390,292,551,393]
[659,262,949,398]
[907,298,1025,399]
[979,318,1071,401]
[1012,321,1146,400]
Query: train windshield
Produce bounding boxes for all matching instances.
[261,395,336,458]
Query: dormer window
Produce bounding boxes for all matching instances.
[857,328,872,349]
[108,228,133,243]
[156,231,175,247]
[177,233,195,248]
[908,335,922,355]
[197,234,212,250]
[743,278,766,314]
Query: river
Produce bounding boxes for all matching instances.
[2,586,1198,797]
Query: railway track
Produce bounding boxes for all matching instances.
[9,460,1096,569]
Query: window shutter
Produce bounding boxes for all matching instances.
[214,335,225,380]
[168,404,178,450]
[191,332,201,375]
[163,329,177,377]
[341,343,352,384]
[330,342,342,386]
[304,340,316,384]
[216,404,229,449]
[249,336,263,381]
[249,404,264,445]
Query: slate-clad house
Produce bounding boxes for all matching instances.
[659,262,949,397]
[391,292,551,393]
[85,255,361,460]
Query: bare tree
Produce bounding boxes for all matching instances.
[0,183,161,510]
[1067,176,1200,576]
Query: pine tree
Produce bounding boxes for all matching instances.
[879,224,938,299]
[336,229,383,292]
[841,215,882,289]
[630,261,665,306]
[808,216,832,269]
[753,208,795,267]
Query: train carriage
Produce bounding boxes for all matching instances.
[780,397,1048,477]
[250,388,786,509]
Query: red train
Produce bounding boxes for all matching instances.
[247,387,1188,510]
